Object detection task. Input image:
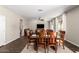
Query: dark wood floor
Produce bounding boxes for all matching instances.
[0,36,79,53]
[64,40,79,53]
[0,36,27,53]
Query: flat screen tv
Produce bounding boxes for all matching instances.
[37,24,44,28]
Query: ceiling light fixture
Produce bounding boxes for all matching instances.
[38,9,43,12]
[38,9,44,21]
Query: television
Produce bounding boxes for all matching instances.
[37,24,44,28]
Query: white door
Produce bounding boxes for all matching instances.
[0,15,5,46]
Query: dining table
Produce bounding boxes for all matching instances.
[30,33,50,52]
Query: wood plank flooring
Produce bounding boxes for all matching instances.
[64,40,79,53]
[0,36,27,53]
[0,36,79,53]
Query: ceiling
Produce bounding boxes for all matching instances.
[4,5,76,19]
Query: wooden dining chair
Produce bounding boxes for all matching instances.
[37,30,47,53]
[35,29,40,35]
[47,32,57,53]
[57,31,65,49]
[27,30,35,49]
[24,29,27,36]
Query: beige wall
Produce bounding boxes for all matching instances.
[26,19,49,30]
[66,6,79,47]
[0,6,27,45]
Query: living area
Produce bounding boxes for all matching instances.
[0,5,79,53]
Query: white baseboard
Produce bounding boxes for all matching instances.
[0,39,18,46]
[0,42,5,46]
[66,40,79,47]
[5,39,15,45]
[4,37,20,46]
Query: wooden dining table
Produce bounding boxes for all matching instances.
[30,34,50,52]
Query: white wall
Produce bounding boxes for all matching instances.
[66,6,79,47]
[0,15,5,46]
[26,19,49,30]
[0,6,27,45]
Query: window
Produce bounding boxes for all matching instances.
[49,15,63,32]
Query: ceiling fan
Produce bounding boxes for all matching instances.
[38,9,44,21]
[38,17,44,21]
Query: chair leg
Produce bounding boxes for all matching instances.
[36,47,38,53]
[47,46,49,53]
[37,45,39,53]
[63,42,65,49]
[27,40,31,49]
[27,43,30,49]
[55,45,57,53]
[36,51,38,53]
[59,40,60,45]
[44,45,46,53]
[34,44,38,53]
[63,44,65,49]
[27,39,30,49]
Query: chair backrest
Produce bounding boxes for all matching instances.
[24,29,30,36]
[24,29,27,36]
[49,32,57,44]
[38,30,46,43]
[35,29,42,35]
[29,30,33,35]
[60,31,65,39]
[46,29,53,35]
[26,30,30,36]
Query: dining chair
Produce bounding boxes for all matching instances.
[27,30,35,49]
[35,29,40,35]
[47,32,57,53]
[24,29,27,36]
[57,31,65,49]
[37,30,47,53]
[46,29,53,35]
